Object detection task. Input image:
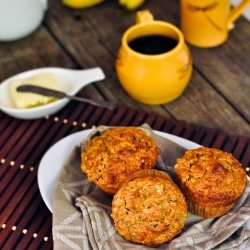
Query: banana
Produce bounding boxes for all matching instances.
[62,0,105,9]
[62,0,145,10]
[119,0,145,10]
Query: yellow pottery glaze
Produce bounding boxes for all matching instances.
[116,10,193,105]
[180,0,250,47]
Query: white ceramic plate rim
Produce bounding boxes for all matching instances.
[37,129,250,242]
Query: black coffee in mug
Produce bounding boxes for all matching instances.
[128,35,178,55]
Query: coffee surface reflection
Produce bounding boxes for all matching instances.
[128,35,178,55]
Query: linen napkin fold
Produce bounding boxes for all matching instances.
[52,124,250,250]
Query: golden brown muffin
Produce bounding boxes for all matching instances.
[81,126,161,194]
[111,169,188,247]
[174,147,247,218]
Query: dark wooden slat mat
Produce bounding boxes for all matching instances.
[1,102,250,250]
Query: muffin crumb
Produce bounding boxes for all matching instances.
[174,147,247,218]
[81,127,161,194]
[111,170,188,246]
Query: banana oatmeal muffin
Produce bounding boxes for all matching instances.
[111,169,188,247]
[174,147,247,218]
[81,126,161,194]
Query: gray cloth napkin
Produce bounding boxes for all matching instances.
[52,124,250,250]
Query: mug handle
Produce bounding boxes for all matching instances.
[136,10,154,24]
[228,0,250,30]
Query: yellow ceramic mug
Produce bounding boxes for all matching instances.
[181,0,250,48]
[116,10,192,105]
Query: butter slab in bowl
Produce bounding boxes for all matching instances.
[10,73,60,109]
[0,67,105,119]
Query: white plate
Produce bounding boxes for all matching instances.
[37,129,250,249]
[38,129,201,212]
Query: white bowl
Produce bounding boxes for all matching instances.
[0,67,105,119]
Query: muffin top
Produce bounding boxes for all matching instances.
[174,147,247,207]
[111,170,188,247]
[81,126,161,194]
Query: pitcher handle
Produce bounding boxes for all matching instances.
[228,0,250,30]
[136,10,154,24]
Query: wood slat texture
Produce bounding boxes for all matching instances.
[0,103,250,250]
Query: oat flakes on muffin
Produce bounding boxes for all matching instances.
[81,126,161,194]
[174,147,247,218]
[111,169,188,247]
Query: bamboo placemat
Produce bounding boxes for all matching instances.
[1,101,250,250]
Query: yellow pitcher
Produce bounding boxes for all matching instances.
[180,0,250,47]
[116,10,192,105]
